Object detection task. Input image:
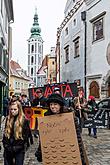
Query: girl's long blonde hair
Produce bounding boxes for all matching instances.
[5,100,25,140]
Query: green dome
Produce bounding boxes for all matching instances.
[31,10,41,37]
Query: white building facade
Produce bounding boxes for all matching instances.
[27,9,43,87]
[57,0,86,88]
[56,0,110,99]
[86,0,110,99]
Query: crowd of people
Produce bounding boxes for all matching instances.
[0,87,99,165]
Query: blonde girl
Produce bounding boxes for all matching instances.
[2,100,33,165]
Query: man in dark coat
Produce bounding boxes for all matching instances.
[87,95,98,138]
[32,88,47,107]
[31,88,47,138]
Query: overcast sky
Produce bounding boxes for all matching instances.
[11,0,67,70]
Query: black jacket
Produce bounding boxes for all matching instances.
[32,96,47,108]
[2,118,33,153]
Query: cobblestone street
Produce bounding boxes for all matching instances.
[0,128,110,165]
[82,128,110,165]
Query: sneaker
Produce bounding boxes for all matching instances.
[93,135,97,138]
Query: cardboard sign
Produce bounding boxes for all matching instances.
[38,112,82,165]
[28,83,78,101]
[83,109,108,128]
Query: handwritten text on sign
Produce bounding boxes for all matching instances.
[38,112,82,165]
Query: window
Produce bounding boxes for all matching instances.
[65,27,68,36]
[31,56,34,64]
[31,68,33,76]
[74,37,80,58]
[31,45,34,53]
[64,45,69,63]
[34,77,36,84]
[73,19,76,26]
[93,18,103,42]
[52,61,54,65]
[89,81,100,98]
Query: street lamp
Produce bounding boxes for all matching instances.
[81,11,87,98]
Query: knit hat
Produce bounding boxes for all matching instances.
[47,93,64,106]
[88,95,95,100]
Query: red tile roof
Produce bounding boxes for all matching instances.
[10,60,21,70]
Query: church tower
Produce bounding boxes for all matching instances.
[27,9,43,87]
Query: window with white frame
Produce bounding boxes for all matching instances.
[74,37,80,58]
[64,45,69,63]
[93,18,104,42]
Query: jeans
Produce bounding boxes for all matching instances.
[88,128,97,136]
[4,150,25,165]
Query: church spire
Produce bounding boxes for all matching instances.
[30,8,41,37]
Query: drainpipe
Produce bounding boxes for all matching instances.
[81,11,87,98]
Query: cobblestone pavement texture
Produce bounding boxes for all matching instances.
[0,128,110,165]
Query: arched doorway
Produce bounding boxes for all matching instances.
[89,81,100,98]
